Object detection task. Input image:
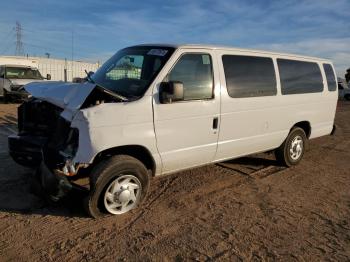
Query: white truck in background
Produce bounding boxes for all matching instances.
[0,64,51,101]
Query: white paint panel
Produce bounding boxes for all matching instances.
[71,96,162,174]
[215,49,338,162]
[152,48,221,174]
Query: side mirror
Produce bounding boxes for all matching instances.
[46,74,51,80]
[159,81,184,104]
[87,71,94,78]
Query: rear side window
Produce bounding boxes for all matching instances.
[277,59,323,95]
[222,55,277,98]
[323,64,337,91]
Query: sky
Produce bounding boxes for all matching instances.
[0,0,349,76]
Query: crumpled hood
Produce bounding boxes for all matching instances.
[25,81,96,112]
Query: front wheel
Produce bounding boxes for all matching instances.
[275,127,307,167]
[84,155,150,218]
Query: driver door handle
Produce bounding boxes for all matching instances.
[213,117,219,130]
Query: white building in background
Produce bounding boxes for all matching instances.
[0,56,100,82]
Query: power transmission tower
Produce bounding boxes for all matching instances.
[15,21,24,56]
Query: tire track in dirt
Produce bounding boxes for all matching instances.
[1,101,350,261]
[217,162,287,180]
[121,176,179,230]
[0,175,181,261]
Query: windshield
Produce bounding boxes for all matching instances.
[5,67,43,80]
[91,46,175,98]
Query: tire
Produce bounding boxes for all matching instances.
[84,155,150,218]
[3,89,10,104]
[275,127,307,167]
[345,94,350,101]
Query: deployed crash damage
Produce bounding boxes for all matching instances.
[8,81,127,197]
[8,45,175,205]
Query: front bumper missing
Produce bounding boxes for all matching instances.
[38,162,73,201]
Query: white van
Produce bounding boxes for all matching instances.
[8,44,338,217]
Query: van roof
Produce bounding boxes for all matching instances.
[132,43,332,63]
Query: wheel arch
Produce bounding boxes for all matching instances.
[91,145,156,176]
[291,121,311,138]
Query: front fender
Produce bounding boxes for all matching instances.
[70,98,162,174]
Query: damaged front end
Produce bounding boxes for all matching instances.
[8,81,123,200]
[8,98,85,199]
[8,99,67,167]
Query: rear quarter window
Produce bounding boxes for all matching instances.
[277,59,323,95]
[323,64,337,91]
[222,55,277,98]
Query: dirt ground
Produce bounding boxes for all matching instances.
[0,101,349,261]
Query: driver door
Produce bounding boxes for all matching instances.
[153,49,221,174]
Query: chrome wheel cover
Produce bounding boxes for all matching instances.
[103,175,142,215]
[289,135,303,161]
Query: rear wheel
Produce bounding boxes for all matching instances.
[275,127,307,167]
[84,155,150,218]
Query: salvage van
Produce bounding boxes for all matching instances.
[8,44,338,217]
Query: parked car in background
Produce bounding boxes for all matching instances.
[338,80,350,100]
[0,64,51,101]
[8,44,338,218]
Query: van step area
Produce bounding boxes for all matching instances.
[217,155,286,179]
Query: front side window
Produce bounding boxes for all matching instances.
[91,46,175,98]
[166,53,214,100]
[277,59,323,95]
[323,64,337,91]
[5,67,43,80]
[222,55,277,98]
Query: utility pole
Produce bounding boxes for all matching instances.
[15,21,24,56]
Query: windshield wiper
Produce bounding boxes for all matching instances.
[97,85,129,102]
[85,70,95,83]
[84,70,128,102]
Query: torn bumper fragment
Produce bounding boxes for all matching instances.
[38,161,73,201]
